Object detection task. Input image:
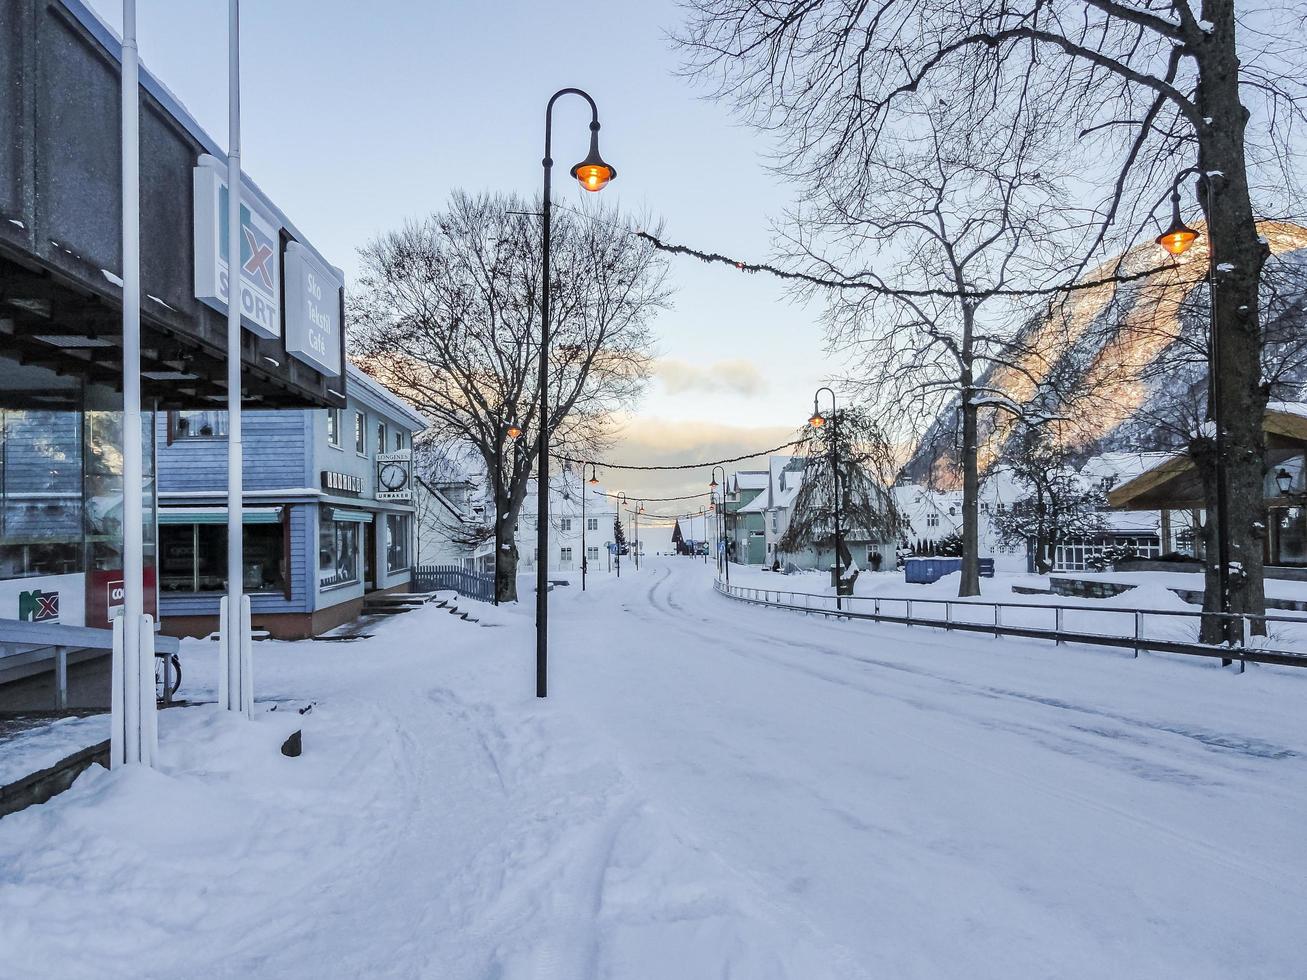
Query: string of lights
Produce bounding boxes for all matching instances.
[591,490,714,503]
[632,230,1192,301]
[554,436,807,472]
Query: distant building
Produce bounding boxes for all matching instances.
[513,471,620,573]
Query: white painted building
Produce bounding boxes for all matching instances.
[514,472,620,573]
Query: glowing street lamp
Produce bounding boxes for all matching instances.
[1156,188,1199,257]
[536,87,616,699]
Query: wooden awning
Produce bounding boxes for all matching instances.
[1107,406,1307,511]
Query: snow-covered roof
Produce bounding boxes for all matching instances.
[729,471,769,494]
[1079,452,1176,485]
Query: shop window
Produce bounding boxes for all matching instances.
[319,518,360,589]
[326,408,342,448]
[0,408,86,580]
[354,411,366,455]
[159,523,285,593]
[386,513,410,573]
[171,410,227,440]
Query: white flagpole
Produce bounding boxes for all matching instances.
[225,0,249,716]
[117,0,145,766]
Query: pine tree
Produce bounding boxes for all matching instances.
[613,517,628,555]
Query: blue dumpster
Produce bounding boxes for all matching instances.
[904,557,994,584]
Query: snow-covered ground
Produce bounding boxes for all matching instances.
[1,558,1304,978]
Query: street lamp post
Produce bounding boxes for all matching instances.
[493,414,522,607]
[616,492,626,578]
[634,501,644,571]
[701,506,708,563]
[1157,173,1236,651]
[810,387,843,611]
[583,463,599,591]
[535,88,616,699]
[710,466,728,587]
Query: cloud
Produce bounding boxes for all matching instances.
[656,358,769,398]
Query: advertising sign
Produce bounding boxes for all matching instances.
[86,568,157,626]
[375,451,413,502]
[284,241,343,377]
[193,155,282,340]
[0,573,85,627]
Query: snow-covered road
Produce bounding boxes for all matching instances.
[2,558,1304,978]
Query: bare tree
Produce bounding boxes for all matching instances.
[350,191,670,601]
[795,108,1074,596]
[992,425,1109,574]
[678,0,1307,631]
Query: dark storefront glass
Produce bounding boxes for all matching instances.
[160,522,286,593]
[319,518,359,589]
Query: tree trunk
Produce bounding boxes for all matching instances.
[1197,0,1269,640]
[496,542,519,603]
[959,381,981,596]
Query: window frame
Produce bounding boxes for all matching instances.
[326,408,342,450]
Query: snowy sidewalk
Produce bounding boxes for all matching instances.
[1,558,1304,978]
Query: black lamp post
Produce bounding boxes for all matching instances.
[701,506,708,563]
[710,465,728,587]
[535,87,616,699]
[583,463,599,591]
[616,492,626,578]
[1157,170,1236,648]
[634,501,644,571]
[810,387,843,611]
[493,413,522,607]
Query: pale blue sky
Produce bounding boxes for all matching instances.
[87,0,830,500]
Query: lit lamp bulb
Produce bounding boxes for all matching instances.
[1156,192,1199,257]
[588,472,599,486]
[570,124,617,194]
[809,411,826,428]
[506,422,522,440]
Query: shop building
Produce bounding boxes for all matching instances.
[157,365,425,639]
[1,0,343,638]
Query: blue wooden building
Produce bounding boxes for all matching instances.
[156,365,426,639]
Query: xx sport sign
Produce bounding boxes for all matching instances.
[193,154,282,340]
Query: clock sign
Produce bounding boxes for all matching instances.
[375,451,412,501]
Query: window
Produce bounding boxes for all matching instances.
[159,522,285,594]
[319,517,360,589]
[587,546,600,562]
[560,546,573,564]
[354,411,366,454]
[947,506,956,516]
[171,410,227,440]
[560,517,572,532]
[394,430,404,451]
[926,513,939,528]
[587,517,599,531]
[326,408,342,448]
[377,421,387,455]
[770,514,778,532]
[385,513,410,573]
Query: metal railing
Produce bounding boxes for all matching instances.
[712,580,1307,669]
[0,619,183,708]
[413,565,495,604]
